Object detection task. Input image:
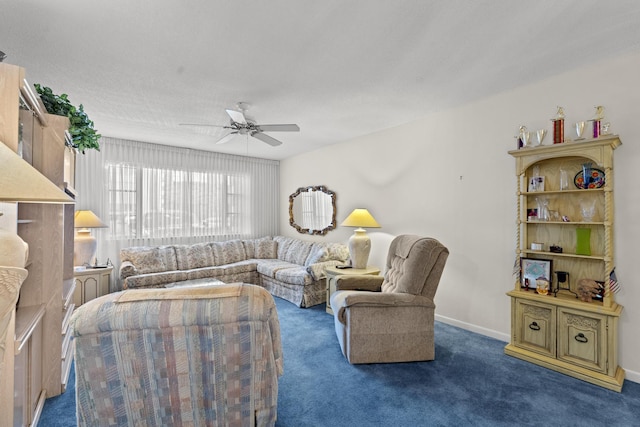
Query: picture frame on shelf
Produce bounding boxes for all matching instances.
[528,176,545,192]
[520,257,553,290]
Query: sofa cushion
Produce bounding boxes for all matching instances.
[211,240,246,265]
[256,238,278,259]
[256,259,300,278]
[273,236,314,265]
[120,246,178,274]
[124,270,188,289]
[304,244,327,266]
[244,237,278,259]
[174,243,215,270]
[319,242,350,262]
[185,266,227,280]
[274,266,313,286]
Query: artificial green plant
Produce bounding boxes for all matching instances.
[34,84,101,153]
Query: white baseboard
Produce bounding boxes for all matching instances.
[434,314,640,385]
[435,314,510,343]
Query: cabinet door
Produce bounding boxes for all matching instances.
[513,299,556,357]
[557,308,607,373]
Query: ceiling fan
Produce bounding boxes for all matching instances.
[180,102,300,146]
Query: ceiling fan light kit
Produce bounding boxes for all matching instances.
[181,102,299,147]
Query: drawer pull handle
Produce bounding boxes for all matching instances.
[528,322,540,331]
[574,333,588,343]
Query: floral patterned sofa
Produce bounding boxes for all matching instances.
[119,236,349,307]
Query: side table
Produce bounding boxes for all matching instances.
[73,266,113,306]
[325,265,380,314]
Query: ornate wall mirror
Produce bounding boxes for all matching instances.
[289,185,336,235]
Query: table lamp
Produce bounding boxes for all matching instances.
[341,208,381,269]
[74,210,107,266]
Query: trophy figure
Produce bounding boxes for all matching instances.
[574,121,586,141]
[519,125,531,147]
[551,106,565,144]
[591,105,605,138]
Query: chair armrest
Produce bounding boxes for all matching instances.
[119,261,137,279]
[331,290,435,324]
[335,275,383,291]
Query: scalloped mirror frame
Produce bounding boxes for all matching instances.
[289,185,337,235]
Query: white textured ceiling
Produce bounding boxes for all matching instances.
[2,0,640,160]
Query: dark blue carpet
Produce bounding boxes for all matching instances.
[41,298,640,426]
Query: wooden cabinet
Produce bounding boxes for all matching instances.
[504,136,624,392]
[512,298,556,358]
[325,266,380,314]
[0,63,76,425]
[73,266,113,306]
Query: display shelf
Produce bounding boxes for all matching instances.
[521,250,606,260]
[506,134,623,391]
[61,302,75,335]
[62,278,75,310]
[14,304,46,355]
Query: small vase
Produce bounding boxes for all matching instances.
[581,163,593,189]
[580,198,596,222]
[536,197,549,222]
[576,228,591,256]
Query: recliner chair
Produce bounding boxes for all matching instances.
[330,235,449,364]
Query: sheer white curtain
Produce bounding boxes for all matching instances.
[75,137,279,290]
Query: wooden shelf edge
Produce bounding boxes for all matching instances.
[61,341,74,392]
[14,304,46,354]
[62,278,76,309]
[507,290,623,315]
[30,390,47,427]
[521,250,605,260]
[508,135,621,157]
[504,344,624,392]
[61,303,75,335]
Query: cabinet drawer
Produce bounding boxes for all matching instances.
[557,308,607,373]
[513,299,556,357]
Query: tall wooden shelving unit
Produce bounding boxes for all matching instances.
[505,136,624,392]
[0,63,76,426]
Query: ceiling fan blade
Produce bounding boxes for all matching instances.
[179,123,227,128]
[216,132,239,145]
[257,124,300,132]
[226,109,247,125]
[251,131,283,146]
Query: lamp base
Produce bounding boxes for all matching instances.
[348,228,371,270]
[74,230,97,266]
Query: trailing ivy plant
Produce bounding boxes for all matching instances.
[34,84,101,153]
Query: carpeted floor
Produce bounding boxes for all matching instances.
[40,297,640,426]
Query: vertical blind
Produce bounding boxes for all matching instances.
[75,137,279,290]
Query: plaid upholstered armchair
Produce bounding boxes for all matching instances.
[330,235,449,364]
[70,283,283,427]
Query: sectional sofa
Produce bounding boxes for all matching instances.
[119,235,350,307]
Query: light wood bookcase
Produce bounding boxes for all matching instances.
[0,62,76,425]
[504,136,624,391]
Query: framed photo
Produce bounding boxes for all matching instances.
[520,257,552,290]
[528,176,545,192]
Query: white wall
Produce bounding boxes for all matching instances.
[280,51,640,382]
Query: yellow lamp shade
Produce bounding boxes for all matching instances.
[340,209,380,229]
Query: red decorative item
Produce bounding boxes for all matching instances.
[552,119,564,144]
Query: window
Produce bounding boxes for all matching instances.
[107,163,250,239]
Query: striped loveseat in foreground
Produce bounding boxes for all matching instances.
[70,283,283,427]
